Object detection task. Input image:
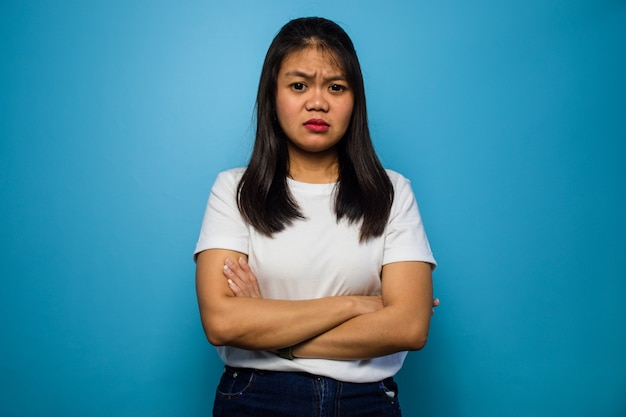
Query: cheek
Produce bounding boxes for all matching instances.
[341,93,355,121]
[340,102,355,126]
[275,97,296,122]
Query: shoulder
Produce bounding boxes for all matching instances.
[213,167,246,189]
[217,167,246,181]
[384,169,412,190]
[384,169,419,210]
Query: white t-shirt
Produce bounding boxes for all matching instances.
[194,168,436,383]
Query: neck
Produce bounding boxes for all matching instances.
[287,147,339,184]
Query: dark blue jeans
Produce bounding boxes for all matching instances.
[213,366,402,417]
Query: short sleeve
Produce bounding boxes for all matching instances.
[193,169,249,261]
[382,171,437,268]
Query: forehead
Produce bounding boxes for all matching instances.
[279,47,344,74]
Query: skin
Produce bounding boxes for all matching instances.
[275,47,354,183]
[196,250,384,351]
[224,257,438,360]
[195,46,437,360]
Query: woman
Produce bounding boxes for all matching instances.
[195,17,437,417]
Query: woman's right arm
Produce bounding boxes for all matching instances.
[195,248,382,351]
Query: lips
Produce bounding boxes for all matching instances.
[303,119,330,133]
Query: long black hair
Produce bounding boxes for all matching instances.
[237,17,393,241]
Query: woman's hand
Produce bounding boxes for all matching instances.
[224,257,441,313]
[198,249,386,350]
[432,297,440,315]
[223,257,385,315]
[223,257,262,298]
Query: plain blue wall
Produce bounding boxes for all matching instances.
[1,1,625,416]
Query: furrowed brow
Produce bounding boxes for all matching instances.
[325,75,348,83]
[284,70,314,79]
[283,71,347,83]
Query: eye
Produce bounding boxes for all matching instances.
[329,84,346,92]
[291,82,306,91]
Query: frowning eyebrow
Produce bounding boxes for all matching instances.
[283,70,347,83]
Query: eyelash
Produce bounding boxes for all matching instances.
[290,83,347,92]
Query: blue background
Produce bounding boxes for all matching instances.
[1,1,625,416]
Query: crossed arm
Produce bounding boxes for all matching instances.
[196,248,435,360]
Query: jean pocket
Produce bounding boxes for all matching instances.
[217,367,256,399]
[378,378,399,402]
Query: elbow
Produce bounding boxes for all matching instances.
[406,333,428,351]
[402,322,430,351]
[201,314,233,347]
[206,331,227,347]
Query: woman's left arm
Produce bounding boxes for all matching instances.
[292,260,433,360]
[226,258,434,360]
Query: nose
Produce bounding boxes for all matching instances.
[305,88,329,112]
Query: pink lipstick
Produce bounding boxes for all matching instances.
[303,119,330,133]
